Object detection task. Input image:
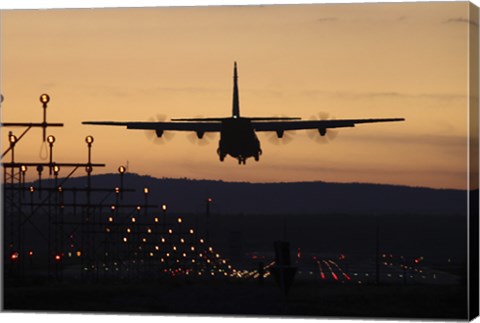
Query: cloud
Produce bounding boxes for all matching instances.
[302,90,465,102]
[444,17,479,27]
[316,17,338,23]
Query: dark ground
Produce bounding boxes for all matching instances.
[3,278,468,320]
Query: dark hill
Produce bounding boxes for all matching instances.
[33,173,467,216]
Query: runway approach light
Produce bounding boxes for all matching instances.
[47,135,56,144]
[118,165,126,174]
[85,135,94,144]
[40,94,50,104]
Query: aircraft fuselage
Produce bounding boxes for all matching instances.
[218,117,261,164]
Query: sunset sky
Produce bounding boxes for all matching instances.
[0,2,476,189]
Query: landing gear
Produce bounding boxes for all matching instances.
[254,149,262,162]
[217,148,226,162]
[238,156,246,165]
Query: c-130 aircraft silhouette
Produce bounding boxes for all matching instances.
[83,62,405,165]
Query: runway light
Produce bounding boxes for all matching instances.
[11,252,19,260]
[115,187,120,194]
[189,229,194,234]
[85,135,94,144]
[144,187,149,194]
[54,254,62,262]
[118,165,126,174]
[21,165,28,173]
[177,217,182,224]
[29,186,35,193]
[40,93,50,104]
[154,217,159,223]
[28,251,33,256]
[131,217,136,223]
[162,204,167,211]
[9,134,17,144]
[47,135,56,144]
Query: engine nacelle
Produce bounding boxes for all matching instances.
[197,131,204,139]
[318,128,326,136]
[155,130,164,137]
[276,130,284,138]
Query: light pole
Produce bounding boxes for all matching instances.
[8,132,17,163]
[47,135,56,175]
[118,165,126,200]
[40,94,50,142]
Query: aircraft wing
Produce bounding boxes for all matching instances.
[82,121,222,132]
[252,118,405,132]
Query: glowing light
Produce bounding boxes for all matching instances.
[161,237,166,243]
[108,217,113,222]
[21,165,28,172]
[180,238,185,244]
[182,253,187,258]
[142,238,147,243]
[136,205,141,211]
[40,93,50,104]
[147,228,152,234]
[9,134,18,144]
[115,187,120,194]
[208,247,213,252]
[191,246,195,251]
[123,237,128,242]
[127,228,131,233]
[143,187,149,194]
[76,251,82,257]
[47,135,56,144]
[28,251,33,256]
[149,252,154,257]
[200,239,204,244]
[11,252,19,260]
[106,228,111,233]
[162,204,167,211]
[85,135,94,144]
[118,165,126,174]
[168,229,173,234]
[173,246,177,251]
[54,254,62,261]
[131,217,136,223]
[29,186,35,193]
[177,217,182,224]
[155,245,159,250]
[166,253,170,257]
[192,259,196,263]
[154,217,159,223]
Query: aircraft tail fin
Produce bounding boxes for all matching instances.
[232,62,240,118]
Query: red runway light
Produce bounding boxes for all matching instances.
[320,273,326,279]
[11,252,19,260]
[54,254,62,261]
[332,273,338,280]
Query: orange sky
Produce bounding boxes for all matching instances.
[0,2,476,189]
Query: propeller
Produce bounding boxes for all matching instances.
[186,116,217,146]
[265,115,296,145]
[144,114,175,144]
[307,112,339,144]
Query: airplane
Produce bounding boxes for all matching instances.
[82,62,405,165]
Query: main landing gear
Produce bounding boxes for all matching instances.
[238,156,247,165]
